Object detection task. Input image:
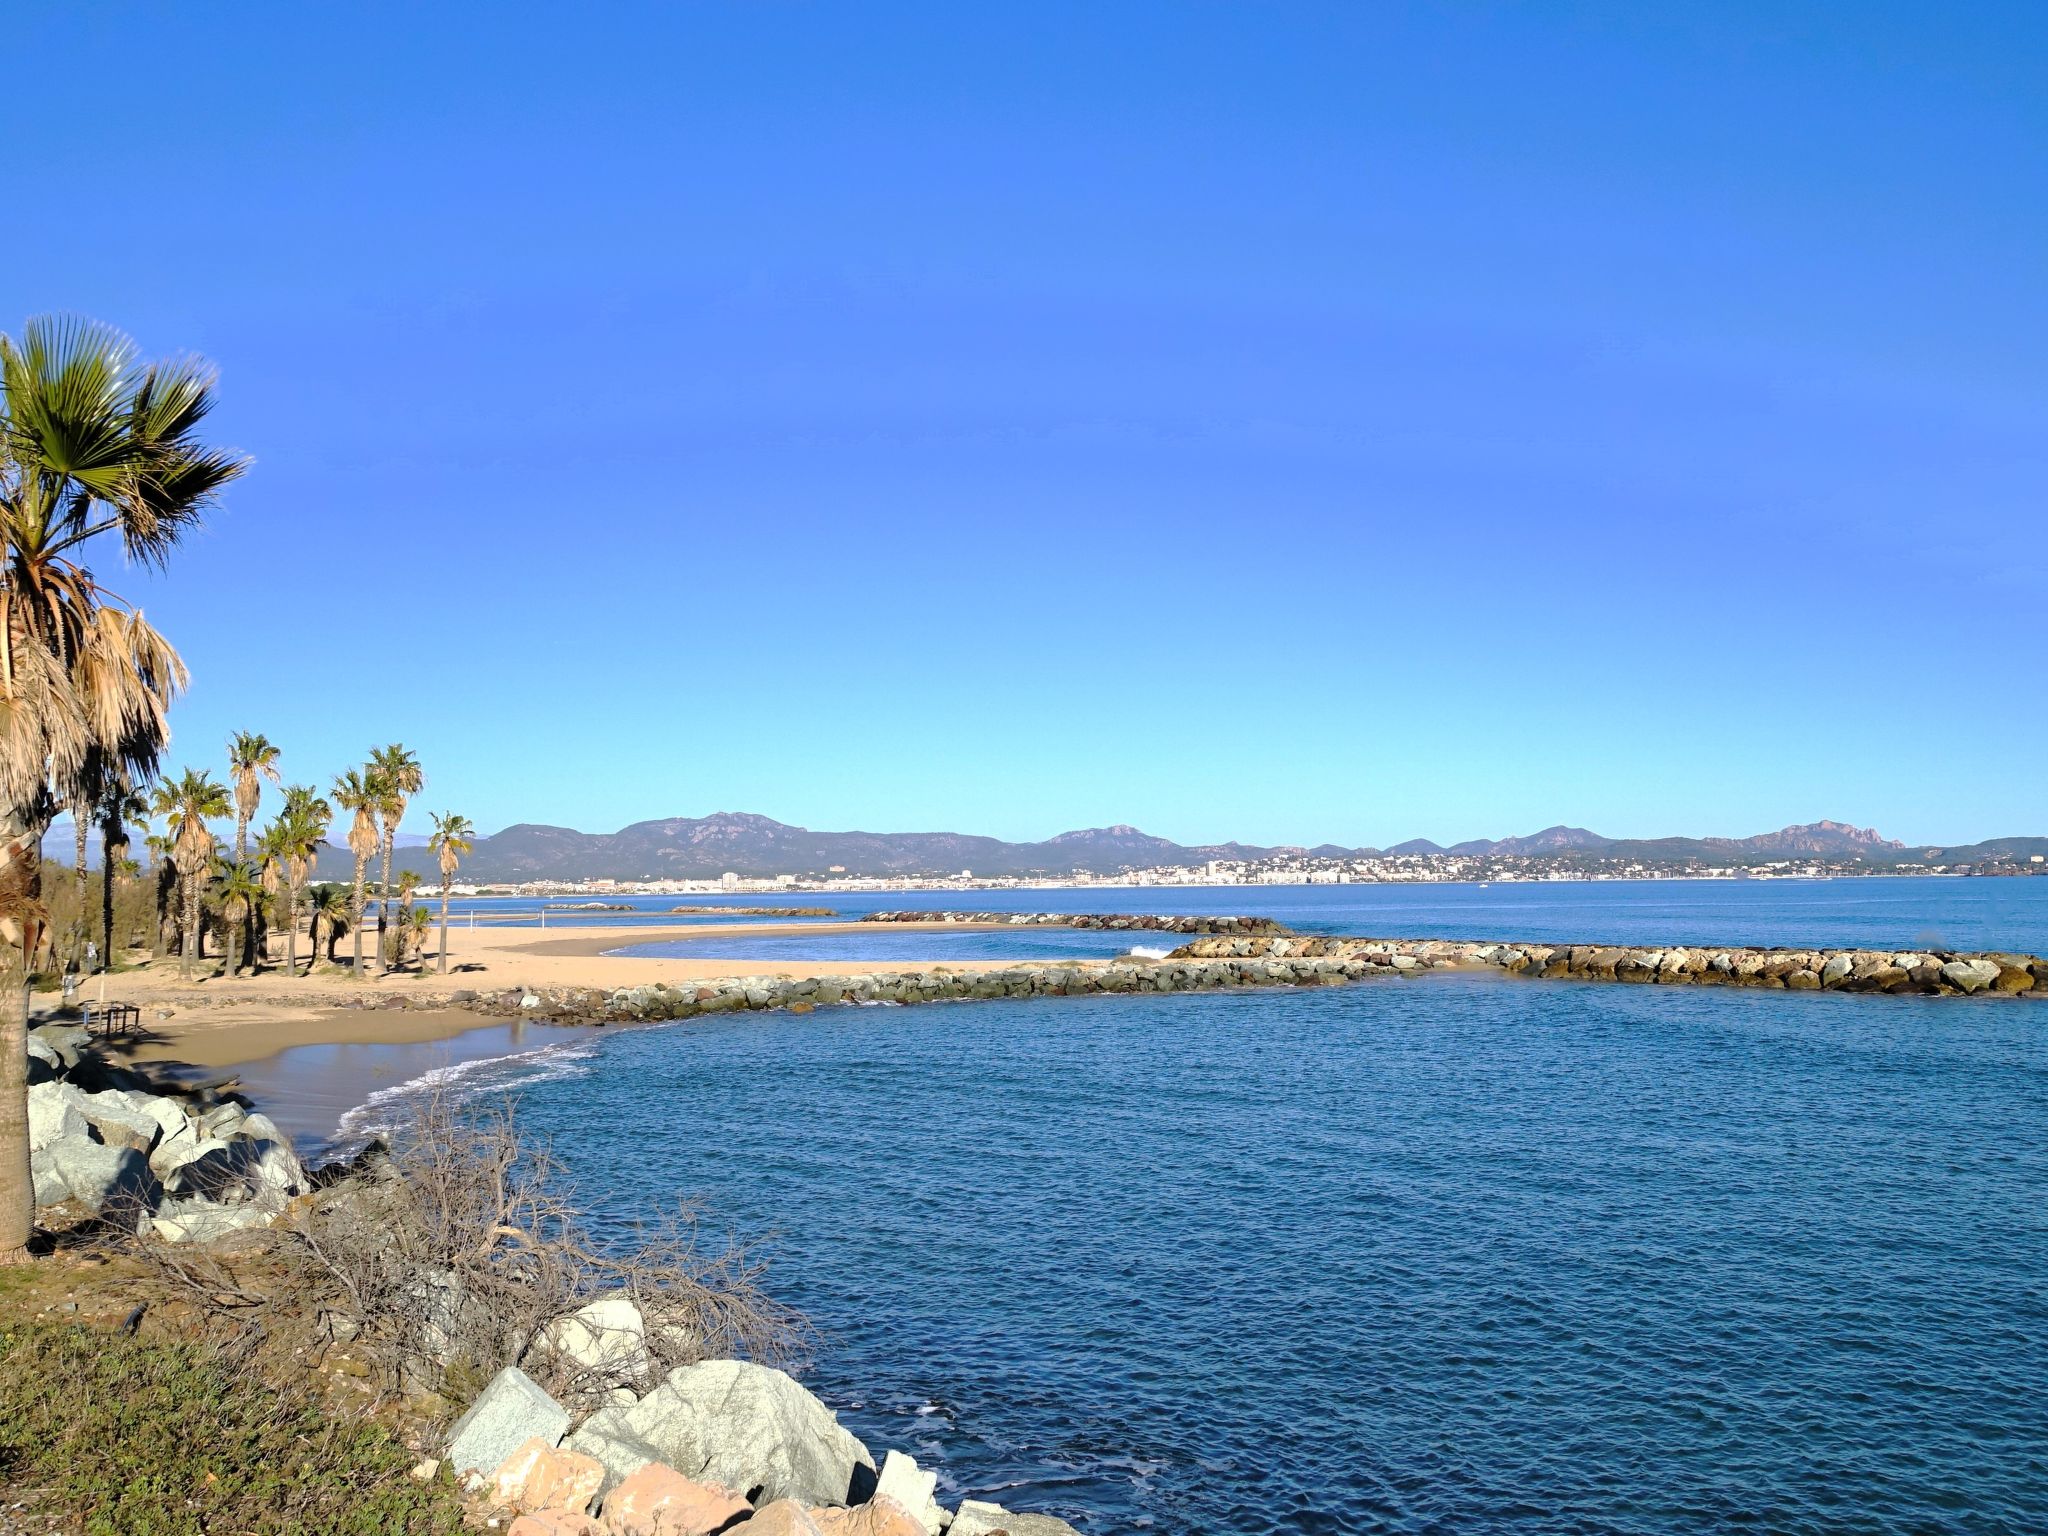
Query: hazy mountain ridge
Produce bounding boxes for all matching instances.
[313,813,2038,883]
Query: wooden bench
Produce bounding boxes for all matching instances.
[84,1000,141,1039]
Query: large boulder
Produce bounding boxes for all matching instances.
[600,1461,751,1535]
[71,1088,167,1153]
[26,1083,88,1152]
[446,1366,570,1479]
[28,1024,89,1071]
[489,1435,605,1516]
[812,1498,926,1536]
[152,1197,279,1244]
[561,1419,662,1500]
[537,1292,651,1381]
[731,1504,825,1536]
[507,1515,603,1536]
[614,1360,873,1507]
[1941,958,2002,994]
[39,1140,158,1218]
[25,1036,62,1085]
[159,1136,306,1205]
[948,1501,1083,1536]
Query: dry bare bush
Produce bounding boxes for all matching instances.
[126,1092,806,1417]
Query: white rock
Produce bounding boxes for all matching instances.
[74,1088,165,1151]
[27,1083,88,1152]
[875,1449,945,1535]
[950,1500,1083,1536]
[539,1292,651,1379]
[152,1197,280,1244]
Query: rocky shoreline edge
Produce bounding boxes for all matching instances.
[22,1024,1081,1536]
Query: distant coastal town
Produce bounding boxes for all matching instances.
[430,842,2048,899]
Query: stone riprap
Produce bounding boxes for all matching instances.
[479,1360,1077,1535]
[859,910,1288,934]
[1167,934,2048,996]
[24,1023,309,1238]
[406,940,2047,1036]
[447,955,1408,1027]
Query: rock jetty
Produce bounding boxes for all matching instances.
[861,910,1287,935]
[669,906,838,917]
[443,955,1402,1026]
[1167,934,2048,996]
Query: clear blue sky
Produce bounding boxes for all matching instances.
[7,2,2042,847]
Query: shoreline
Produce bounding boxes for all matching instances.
[72,917,2045,1155]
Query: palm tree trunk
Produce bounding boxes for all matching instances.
[350,856,368,976]
[234,811,249,869]
[181,873,202,980]
[0,814,44,1262]
[439,887,451,974]
[99,833,115,968]
[374,833,393,978]
[72,818,89,966]
[284,875,299,978]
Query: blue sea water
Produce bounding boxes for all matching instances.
[376,882,2048,1533]
[482,875,2048,955]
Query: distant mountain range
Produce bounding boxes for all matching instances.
[298,813,2043,883]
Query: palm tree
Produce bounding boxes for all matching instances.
[392,870,421,968]
[226,731,280,865]
[97,777,148,966]
[264,785,329,978]
[368,744,423,977]
[332,768,383,976]
[308,883,349,965]
[144,831,176,957]
[211,860,262,979]
[0,317,244,1259]
[406,904,432,967]
[256,820,289,972]
[153,769,230,981]
[427,812,474,974]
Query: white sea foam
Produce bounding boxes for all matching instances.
[330,1038,599,1150]
[1126,945,1171,960]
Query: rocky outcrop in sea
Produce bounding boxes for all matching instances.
[1167,934,2048,995]
[860,911,1287,934]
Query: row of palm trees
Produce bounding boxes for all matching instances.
[0,315,245,1260]
[130,734,476,981]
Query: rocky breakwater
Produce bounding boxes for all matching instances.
[451,1354,1078,1535]
[23,1022,309,1242]
[444,951,1410,1028]
[861,910,1288,935]
[1168,934,2048,997]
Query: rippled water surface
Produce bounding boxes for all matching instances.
[492,976,2048,1534]
[474,875,2048,956]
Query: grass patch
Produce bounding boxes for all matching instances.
[0,1322,466,1535]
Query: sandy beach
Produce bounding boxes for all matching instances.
[65,918,1050,1076]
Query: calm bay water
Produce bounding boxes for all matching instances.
[360,881,2048,1533]
[533,875,2048,955]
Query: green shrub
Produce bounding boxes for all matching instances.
[0,1323,466,1535]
